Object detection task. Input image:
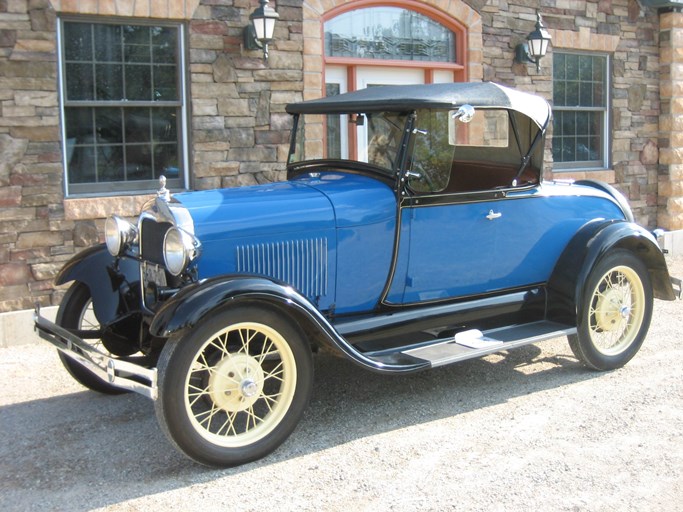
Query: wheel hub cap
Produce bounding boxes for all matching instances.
[595,288,627,332]
[209,353,264,412]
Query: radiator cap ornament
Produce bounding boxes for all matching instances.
[157,175,170,201]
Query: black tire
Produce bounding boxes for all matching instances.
[154,306,314,467]
[568,250,653,371]
[56,282,128,395]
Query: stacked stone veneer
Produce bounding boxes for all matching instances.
[659,9,683,230]
[0,0,303,312]
[0,0,678,313]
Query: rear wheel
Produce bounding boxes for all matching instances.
[154,306,313,467]
[568,250,653,371]
[56,282,128,394]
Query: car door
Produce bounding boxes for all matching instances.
[384,195,499,304]
[384,107,537,305]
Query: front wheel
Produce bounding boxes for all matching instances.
[154,306,314,467]
[568,250,653,371]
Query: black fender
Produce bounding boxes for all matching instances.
[547,219,676,325]
[149,275,428,374]
[55,244,141,325]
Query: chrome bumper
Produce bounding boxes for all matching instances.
[673,276,682,300]
[34,306,158,400]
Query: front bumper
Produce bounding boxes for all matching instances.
[34,306,158,400]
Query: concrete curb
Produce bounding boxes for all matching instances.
[0,306,57,348]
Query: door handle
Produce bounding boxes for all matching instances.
[486,210,502,220]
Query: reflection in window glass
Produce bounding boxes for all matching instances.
[324,7,455,62]
[325,83,342,159]
[409,110,452,193]
[449,110,509,148]
[61,20,184,195]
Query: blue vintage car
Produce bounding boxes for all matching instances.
[35,82,679,467]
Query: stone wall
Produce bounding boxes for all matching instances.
[0,0,63,312]
[0,0,303,313]
[188,0,303,191]
[659,10,683,230]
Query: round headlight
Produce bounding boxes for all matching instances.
[163,227,199,276]
[104,216,137,256]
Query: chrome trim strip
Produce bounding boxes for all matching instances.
[34,307,158,400]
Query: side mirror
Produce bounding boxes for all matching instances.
[452,104,475,124]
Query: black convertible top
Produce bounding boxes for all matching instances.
[286,81,552,128]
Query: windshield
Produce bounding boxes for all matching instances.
[288,111,409,178]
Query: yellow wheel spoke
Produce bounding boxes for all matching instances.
[245,405,264,430]
[263,362,284,383]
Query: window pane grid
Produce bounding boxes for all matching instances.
[64,23,178,104]
[61,19,184,194]
[552,109,603,164]
[552,52,608,169]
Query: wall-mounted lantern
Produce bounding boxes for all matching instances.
[515,12,552,72]
[243,0,280,61]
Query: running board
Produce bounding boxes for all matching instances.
[369,321,576,369]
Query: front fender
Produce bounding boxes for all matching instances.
[56,244,141,325]
[149,275,428,374]
[548,220,675,325]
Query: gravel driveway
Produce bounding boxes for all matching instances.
[1,257,681,512]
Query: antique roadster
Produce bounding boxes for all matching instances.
[35,82,678,467]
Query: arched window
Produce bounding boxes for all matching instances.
[325,7,457,63]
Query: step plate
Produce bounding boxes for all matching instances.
[402,321,576,368]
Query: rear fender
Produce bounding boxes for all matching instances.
[55,244,141,325]
[149,275,428,373]
[547,220,675,325]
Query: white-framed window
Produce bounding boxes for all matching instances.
[58,18,189,196]
[552,52,610,170]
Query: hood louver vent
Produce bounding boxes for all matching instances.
[236,238,329,299]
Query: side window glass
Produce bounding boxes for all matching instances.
[446,109,537,193]
[366,113,404,171]
[408,109,453,193]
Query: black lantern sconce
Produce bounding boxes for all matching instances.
[515,12,552,72]
[243,0,280,61]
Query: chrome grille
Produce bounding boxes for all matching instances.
[236,238,329,299]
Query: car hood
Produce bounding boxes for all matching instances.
[173,173,396,242]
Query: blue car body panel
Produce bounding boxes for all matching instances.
[174,173,396,313]
[174,173,630,312]
[387,184,626,304]
[291,173,396,313]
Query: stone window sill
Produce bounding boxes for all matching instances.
[548,169,615,184]
[64,195,155,221]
